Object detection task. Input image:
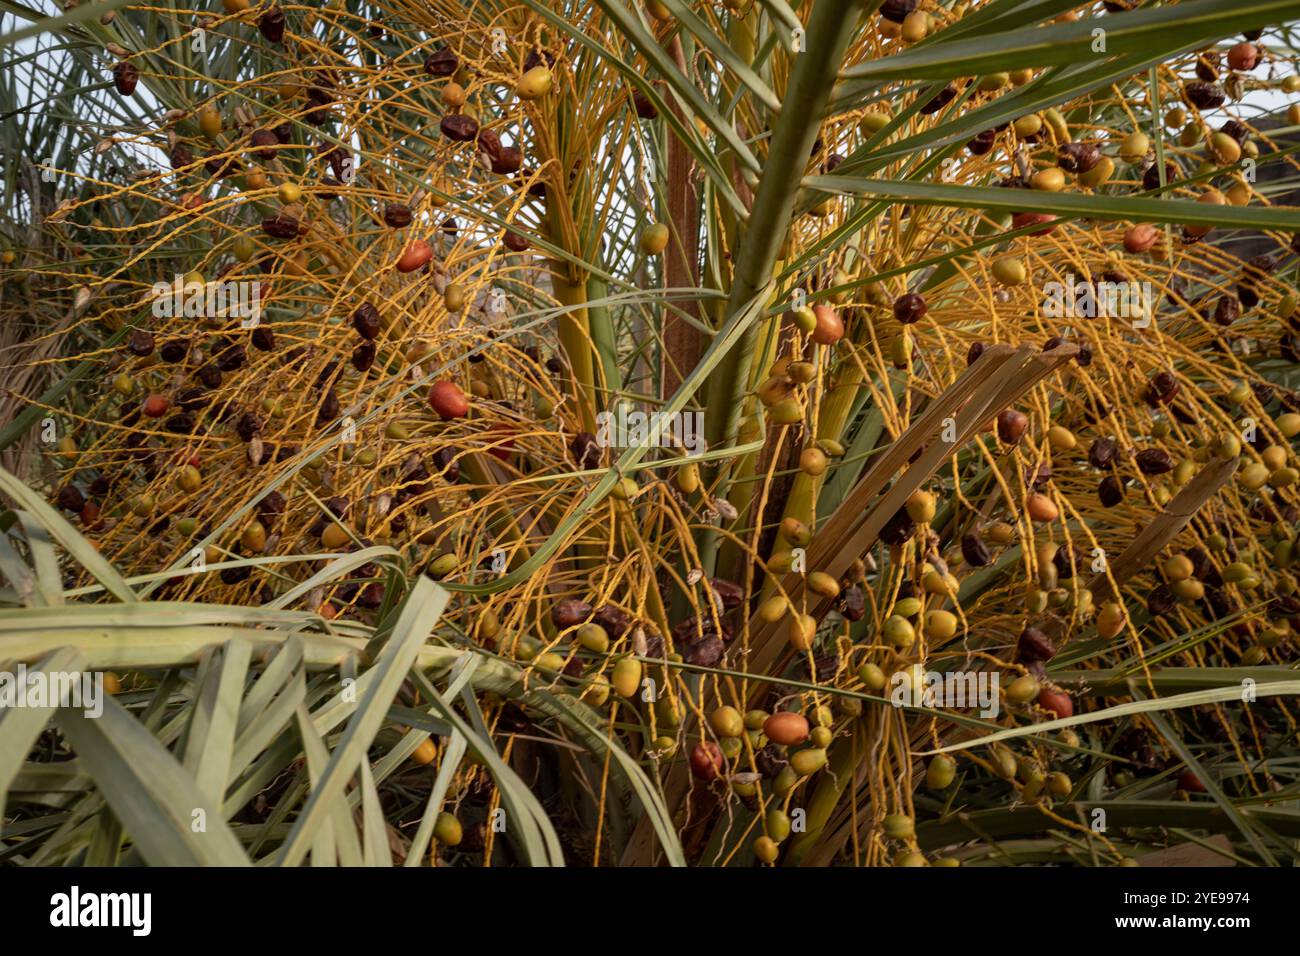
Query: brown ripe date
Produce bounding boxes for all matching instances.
[552,599,593,629]
[1057,142,1101,174]
[893,293,928,325]
[112,61,139,96]
[440,114,479,142]
[352,303,382,339]
[961,532,992,567]
[259,6,285,43]
[1016,626,1057,663]
[1098,475,1126,507]
[384,203,412,228]
[1089,437,1118,469]
[424,48,458,77]
[996,409,1029,445]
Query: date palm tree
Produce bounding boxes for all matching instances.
[3,0,1300,866]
